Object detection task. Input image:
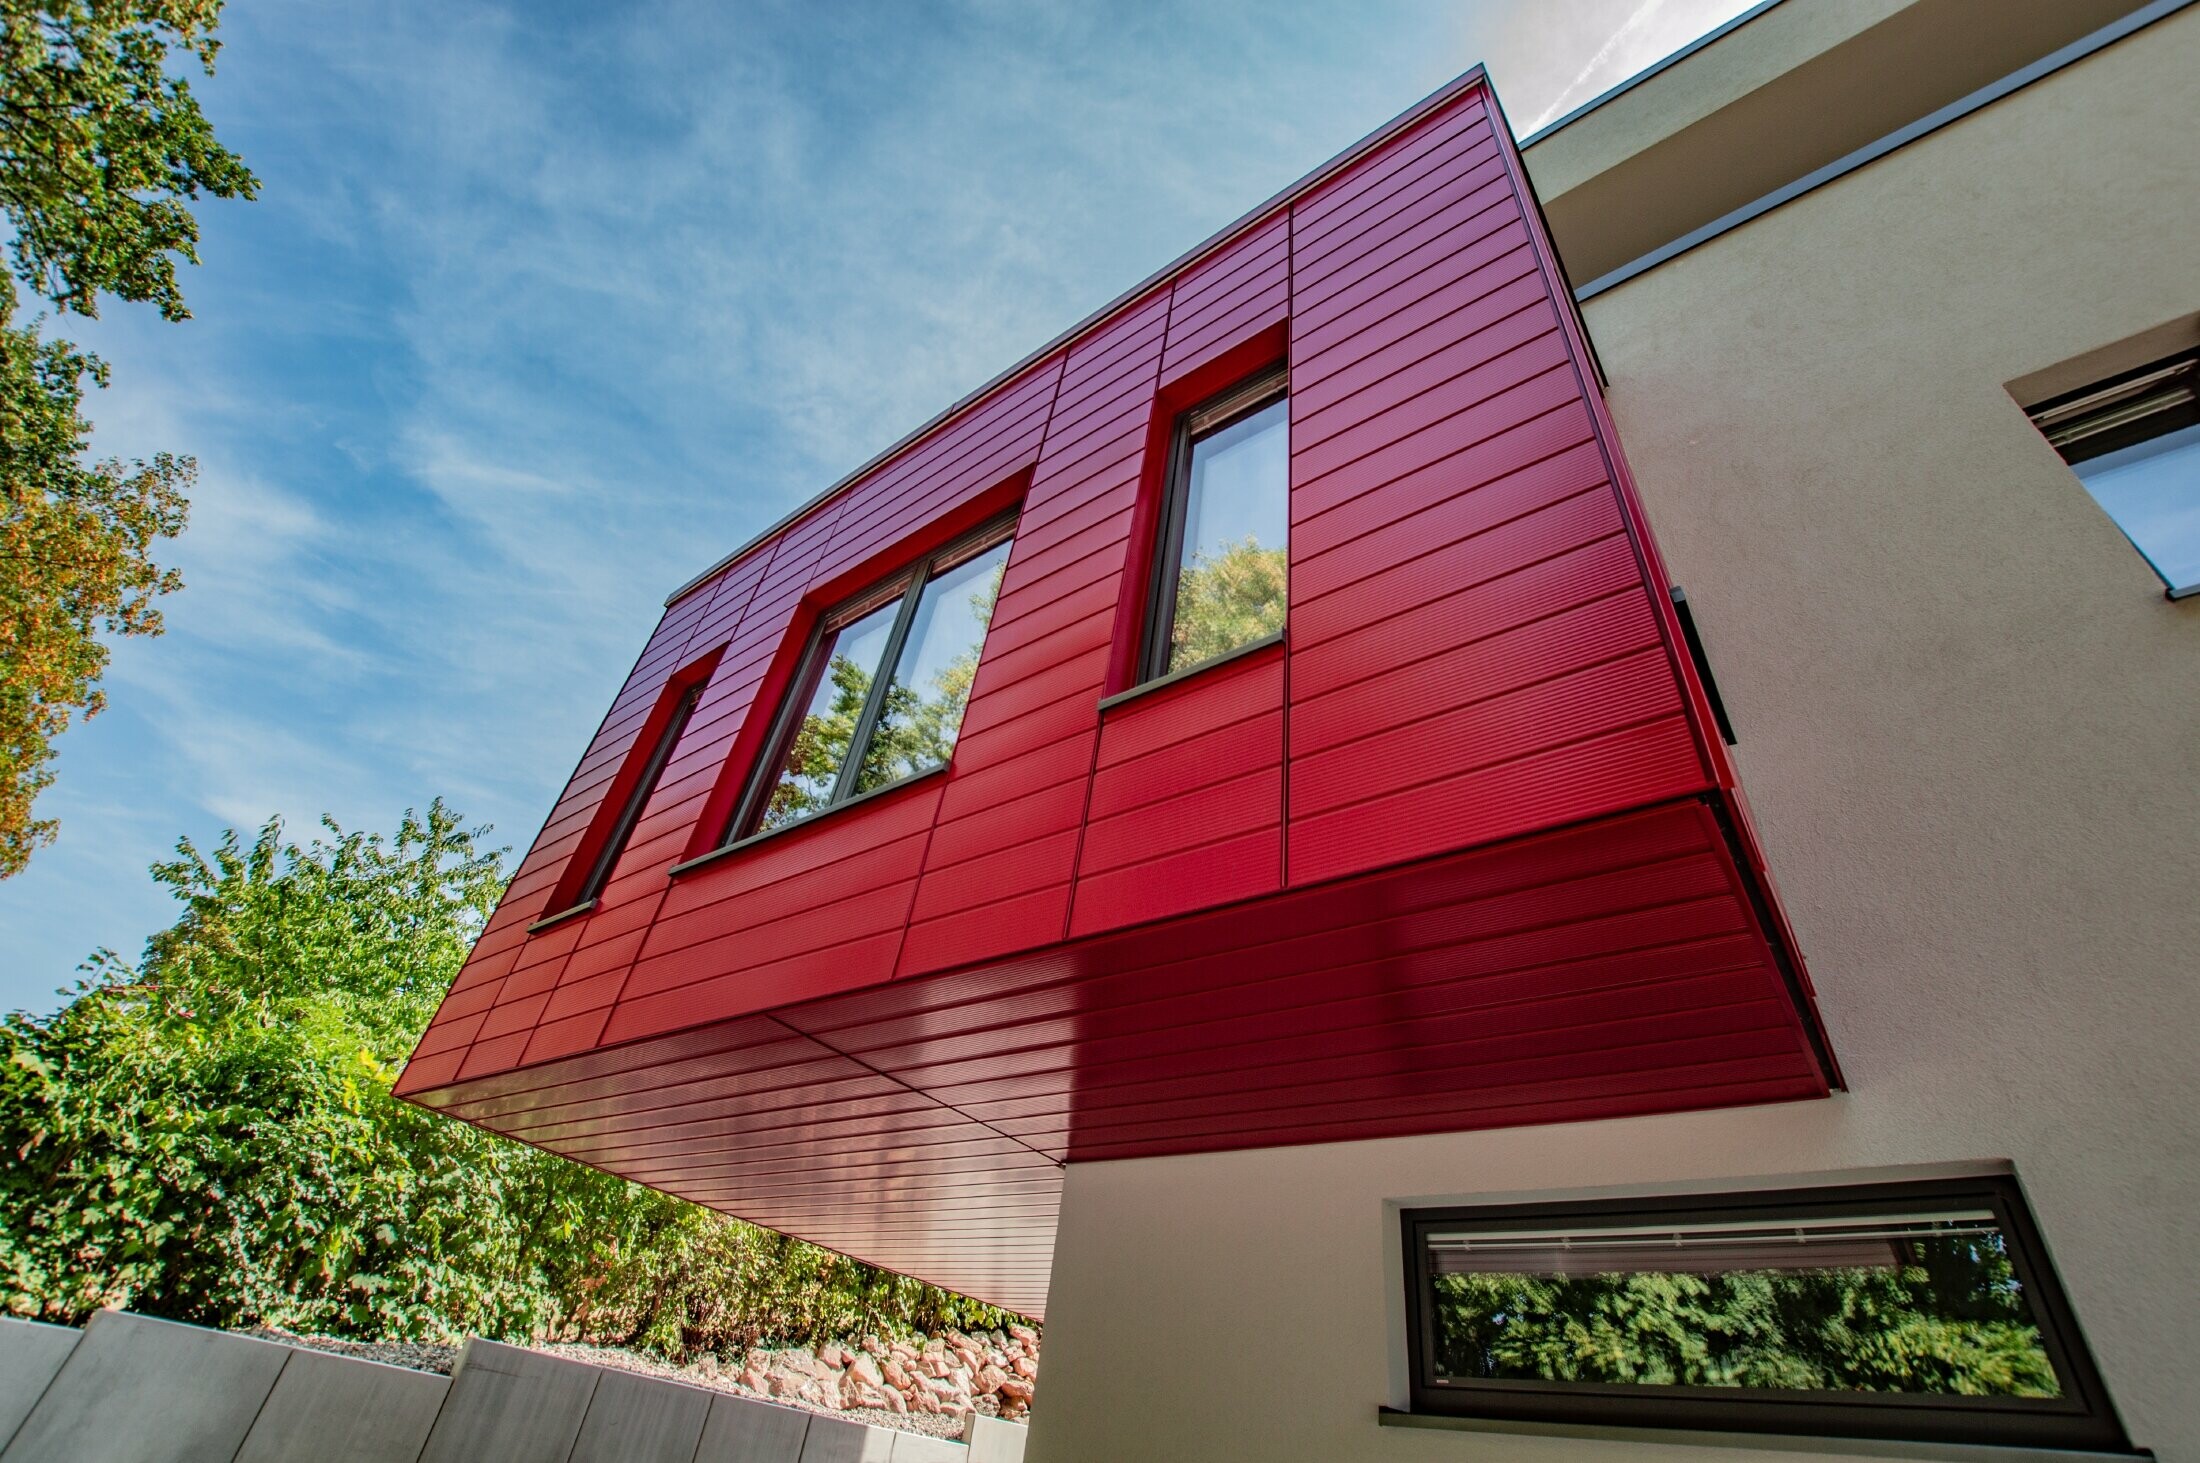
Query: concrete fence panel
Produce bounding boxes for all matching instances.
[566,1365,715,1463]
[693,1391,812,1461]
[0,1320,76,1453]
[415,1339,600,1463]
[231,1345,449,1463]
[888,1431,970,1462]
[1,1311,290,1463]
[958,1415,1028,1463]
[0,1313,1006,1462]
[797,1412,898,1462]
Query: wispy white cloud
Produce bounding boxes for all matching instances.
[0,0,1767,1008]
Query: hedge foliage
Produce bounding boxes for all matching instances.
[0,802,1018,1353]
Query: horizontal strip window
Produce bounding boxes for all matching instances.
[1401,1175,2133,1454]
[2028,349,2200,601]
[722,515,1014,845]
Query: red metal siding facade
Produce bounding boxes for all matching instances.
[398,73,1835,1319]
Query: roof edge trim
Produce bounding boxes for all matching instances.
[1572,0,2196,302]
[1513,0,1792,148]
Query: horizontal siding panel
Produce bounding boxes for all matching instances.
[1293,211,1529,369]
[1291,262,1545,423]
[1077,766,1280,875]
[1291,648,1682,817]
[1292,98,1489,234]
[1291,715,1708,885]
[1295,437,1607,598]
[896,885,1073,979]
[1292,535,1641,702]
[1294,151,1512,316]
[1294,489,1621,650]
[1294,588,1660,757]
[1069,824,1281,938]
[1086,712,1281,821]
[603,931,908,1042]
[909,829,1082,923]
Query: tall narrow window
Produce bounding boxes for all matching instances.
[570,679,705,911]
[2029,349,2199,599]
[1400,1176,2129,1452]
[1145,367,1290,681]
[732,518,1013,842]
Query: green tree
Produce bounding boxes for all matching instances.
[0,802,1019,1349]
[0,0,256,876]
[1166,535,1286,672]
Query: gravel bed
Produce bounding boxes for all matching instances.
[246,1329,969,1441]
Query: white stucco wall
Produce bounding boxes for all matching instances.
[1029,9,2200,1462]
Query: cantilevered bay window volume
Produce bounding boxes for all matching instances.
[1399,1175,2128,1452]
[731,516,1014,841]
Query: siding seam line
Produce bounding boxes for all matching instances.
[1063,287,1175,942]
[891,353,1070,981]
[1484,86,1718,791]
[763,1012,1066,1170]
[596,527,800,1030]
[1281,197,1296,890]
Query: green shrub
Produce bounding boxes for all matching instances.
[0,802,1017,1353]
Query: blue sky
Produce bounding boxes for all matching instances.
[0,0,1754,1013]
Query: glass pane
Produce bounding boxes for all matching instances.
[855,538,1012,792]
[2073,421,2200,592]
[754,596,902,833]
[1425,1207,2063,1397]
[1165,396,1289,675]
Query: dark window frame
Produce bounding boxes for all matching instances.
[2028,347,2200,602]
[1140,365,1291,685]
[572,680,706,909]
[535,659,719,930]
[2030,349,2199,466]
[721,512,1017,847]
[1400,1175,2132,1454]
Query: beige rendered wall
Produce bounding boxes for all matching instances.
[1028,11,2200,1463]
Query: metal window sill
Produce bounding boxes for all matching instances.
[1376,1411,2149,1462]
[526,899,597,934]
[1098,631,1284,714]
[666,763,951,879]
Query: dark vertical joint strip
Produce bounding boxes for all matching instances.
[1668,587,1738,745]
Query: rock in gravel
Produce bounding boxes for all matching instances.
[240,1324,1024,1444]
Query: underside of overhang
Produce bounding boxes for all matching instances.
[406,796,1834,1318]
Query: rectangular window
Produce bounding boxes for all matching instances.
[2029,349,2200,599]
[568,680,706,910]
[730,517,1013,841]
[1401,1176,2129,1452]
[1144,367,1290,681]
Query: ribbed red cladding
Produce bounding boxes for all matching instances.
[396,74,1835,1318]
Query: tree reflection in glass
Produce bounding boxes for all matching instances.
[755,596,902,833]
[856,540,1011,793]
[1426,1212,2062,1397]
[1166,394,1289,675]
